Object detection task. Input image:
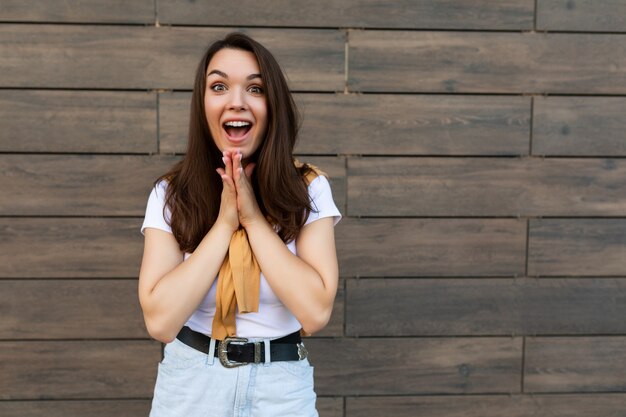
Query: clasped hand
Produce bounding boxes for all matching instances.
[216,149,263,232]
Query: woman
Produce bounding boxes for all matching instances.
[138,32,341,417]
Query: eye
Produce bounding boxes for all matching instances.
[248,85,264,94]
[210,83,226,92]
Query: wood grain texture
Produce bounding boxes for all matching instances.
[0,400,151,417]
[317,397,344,417]
[533,96,626,156]
[336,218,526,277]
[160,92,530,156]
[0,280,146,339]
[0,218,143,278]
[306,337,522,395]
[0,155,181,216]
[348,157,626,216]
[297,94,530,155]
[349,31,626,93]
[346,278,626,336]
[0,90,157,153]
[525,337,626,393]
[528,219,626,276]
[0,340,160,399]
[0,0,154,23]
[347,394,626,417]
[537,0,626,32]
[158,0,533,30]
[0,25,344,90]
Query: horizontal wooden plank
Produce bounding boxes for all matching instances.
[0,400,151,417]
[306,337,522,395]
[158,0,533,30]
[317,397,343,417]
[347,394,626,417]
[525,336,626,392]
[160,92,530,156]
[0,340,160,399]
[348,157,626,216]
[0,218,142,278]
[529,219,626,276]
[336,218,526,277]
[347,278,626,336]
[0,280,146,339]
[0,90,157,153]
[533,96,626,156]
[349,31,626,93]
[0,25,344,90]
[0,155,180,216]
[537,0,626,32]
[1,0,154,23]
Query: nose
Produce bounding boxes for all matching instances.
[227,87,247,110]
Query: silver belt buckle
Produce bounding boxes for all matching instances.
[297,342,308,360]
[218,337,248,368]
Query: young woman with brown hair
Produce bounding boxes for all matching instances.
[138,32,341,416]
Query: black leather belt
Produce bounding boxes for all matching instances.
[175,326,308,368]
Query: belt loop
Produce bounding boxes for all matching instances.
[263,339,271,366]
[207,337,216,365]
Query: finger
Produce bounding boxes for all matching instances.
[223,151,234,180]
[216,168,235,191]
[233,150,242,182]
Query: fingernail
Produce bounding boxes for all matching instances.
[222,157,226,164]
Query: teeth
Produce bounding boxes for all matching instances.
[224,121,250,127]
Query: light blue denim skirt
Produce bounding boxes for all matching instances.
[149,335,318,417]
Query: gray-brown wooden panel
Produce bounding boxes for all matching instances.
[348,157,626,216]
[160,92,530,156]
[525,336,626,393]
[306,337,522,395]
[537,0,626,32]
[1,0,154,23]
[533,96,626,156]
[346,394,626,417]
[0,25,344,90]
[0,218,143,278]
[317,397,343,417]
[158,0,533,30]
[0,154,180,216]
[0,90,157,153]
[0,400,151,417]
[346,278,626,336]
[336,218,526,277]
[0,340,160,399]
[529,219,626,276]
[0,280,146,339]
[349,31,626,93]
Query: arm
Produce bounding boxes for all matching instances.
[138,221,234,343]
[139,156,241,343]
[228,149,340,334]
[244,216,339,335]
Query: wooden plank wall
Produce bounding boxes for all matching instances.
[1,1,625,416]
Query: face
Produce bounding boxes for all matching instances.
[204,48,268,163]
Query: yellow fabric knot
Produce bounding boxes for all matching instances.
[211,160,327,340]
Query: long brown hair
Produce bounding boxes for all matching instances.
[153,32,317,252]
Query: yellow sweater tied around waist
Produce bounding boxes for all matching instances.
[211,159,327,340]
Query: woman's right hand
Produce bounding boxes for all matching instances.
[215,152,239,233]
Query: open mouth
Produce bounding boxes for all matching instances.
[223,121,253,141]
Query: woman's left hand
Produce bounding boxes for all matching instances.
[228,149,264,229]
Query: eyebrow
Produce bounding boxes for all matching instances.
[207,69,262,80]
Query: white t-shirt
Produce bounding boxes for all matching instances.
[140,175,342,338]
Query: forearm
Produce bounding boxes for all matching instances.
[146,221,233,342]
[244,219,334,333]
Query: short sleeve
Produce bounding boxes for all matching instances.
[140,179,173,235]
[304,175,342,227]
